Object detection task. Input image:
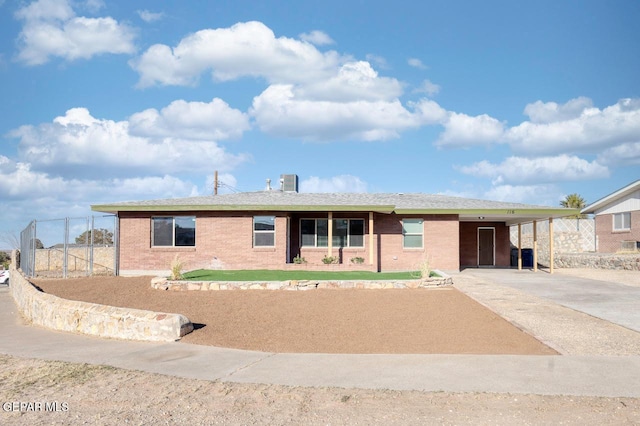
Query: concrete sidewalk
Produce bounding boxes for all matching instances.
[1,284,640,397]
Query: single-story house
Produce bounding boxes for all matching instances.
[582,179,640,253]
[92,179,577,276]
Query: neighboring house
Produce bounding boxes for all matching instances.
[92,178,576,276]
[582,179,640,253]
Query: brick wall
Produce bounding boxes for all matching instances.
[459,222,511,268]
[595,211,640,253]
[118,212,462,274]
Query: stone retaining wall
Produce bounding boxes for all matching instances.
[151,275,454,291]
[554,253,640,271]
[10,251,193,342]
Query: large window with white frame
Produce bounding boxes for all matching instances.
[254,216,275,247]
[152,216,196,247]
[613,212,631,231]
[300,219,364,248]
[402,218,423,248]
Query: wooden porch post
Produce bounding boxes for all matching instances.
[533,220,538,272]
[517,223,522,270]
[549,217,554,274]
[328,212,333,257]
[369,212,374,265]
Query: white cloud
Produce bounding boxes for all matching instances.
[137,9,164,23]
[458,155,609,185]
[408,58,427,69]
[15,0,136,65]
[484,184,563,205]
[81,0,104,14]
[413,79,440,96]
[299,30,334,45]
[129,98,250,140]
[507,97,640,156]
[294,61,403,102]
[250,84,425,141]
[597,142,640,166]
[365,54,388,69]
[523,97,593,124]
[9,107,249,177]
[436,112,505,148]
[131,21,345,87]
[300,175,368,193]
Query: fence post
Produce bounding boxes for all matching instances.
[63,217,69,279]
[90,216,95,276]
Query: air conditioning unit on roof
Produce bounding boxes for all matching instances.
[280,174,299,192]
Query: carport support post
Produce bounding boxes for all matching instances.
[369,212,374,265]
[517,223,522,270]
[549,217,554,274]
[533,220,538,272]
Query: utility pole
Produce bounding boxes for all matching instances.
[214,170,218,195]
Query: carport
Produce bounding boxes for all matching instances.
[459,209,580,274]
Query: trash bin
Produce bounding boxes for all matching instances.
[511,248,534,268]
[522,248,534,268]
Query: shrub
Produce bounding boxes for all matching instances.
[350,256,365,264]
[170,255,185,280]
[293,254,307,264]
[321,255,339,264]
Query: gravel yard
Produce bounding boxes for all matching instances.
[34,276,556,355]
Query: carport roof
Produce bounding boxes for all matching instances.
[92,191,578,225]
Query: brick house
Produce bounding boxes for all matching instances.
[582,179,640,253]
[92,185,576,276]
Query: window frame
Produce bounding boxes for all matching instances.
[402,218,424,249]
[151,216,196,247]
[253,215,276,247]
[613,212,631,231]
[300,218,365,248]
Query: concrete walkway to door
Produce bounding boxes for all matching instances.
[456,268,640,333]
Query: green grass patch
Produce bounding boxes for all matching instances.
[182,269,426,281]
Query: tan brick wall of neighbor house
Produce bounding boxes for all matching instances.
[595,211,640,253]
[459,222,511,268]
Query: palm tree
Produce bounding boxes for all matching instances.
[560,193,587,218]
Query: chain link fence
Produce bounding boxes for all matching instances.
[20,215,118,278]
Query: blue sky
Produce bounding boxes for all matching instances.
[1,0,639,248]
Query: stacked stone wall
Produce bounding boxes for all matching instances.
[10,251,192,342]
[553,253,640,271]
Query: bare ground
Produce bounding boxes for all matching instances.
[1,355,639,425]
[5,270,640,423]
[33,276,556,355]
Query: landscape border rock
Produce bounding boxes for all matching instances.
[151,272,453,291]
[10,251,193,342]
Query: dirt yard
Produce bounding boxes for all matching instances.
[33,276,556,355]
[1,354,638,425]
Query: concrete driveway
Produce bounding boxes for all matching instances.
[459,268,640,333]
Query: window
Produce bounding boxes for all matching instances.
[300,218,364,248]
[254,216,275,247]
[613,212,631,231]
[403,218,423,248]
[152,216,195,247]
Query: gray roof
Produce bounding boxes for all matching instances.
[92,191,577,225]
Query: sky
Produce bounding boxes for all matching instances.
[1,0,639,248]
